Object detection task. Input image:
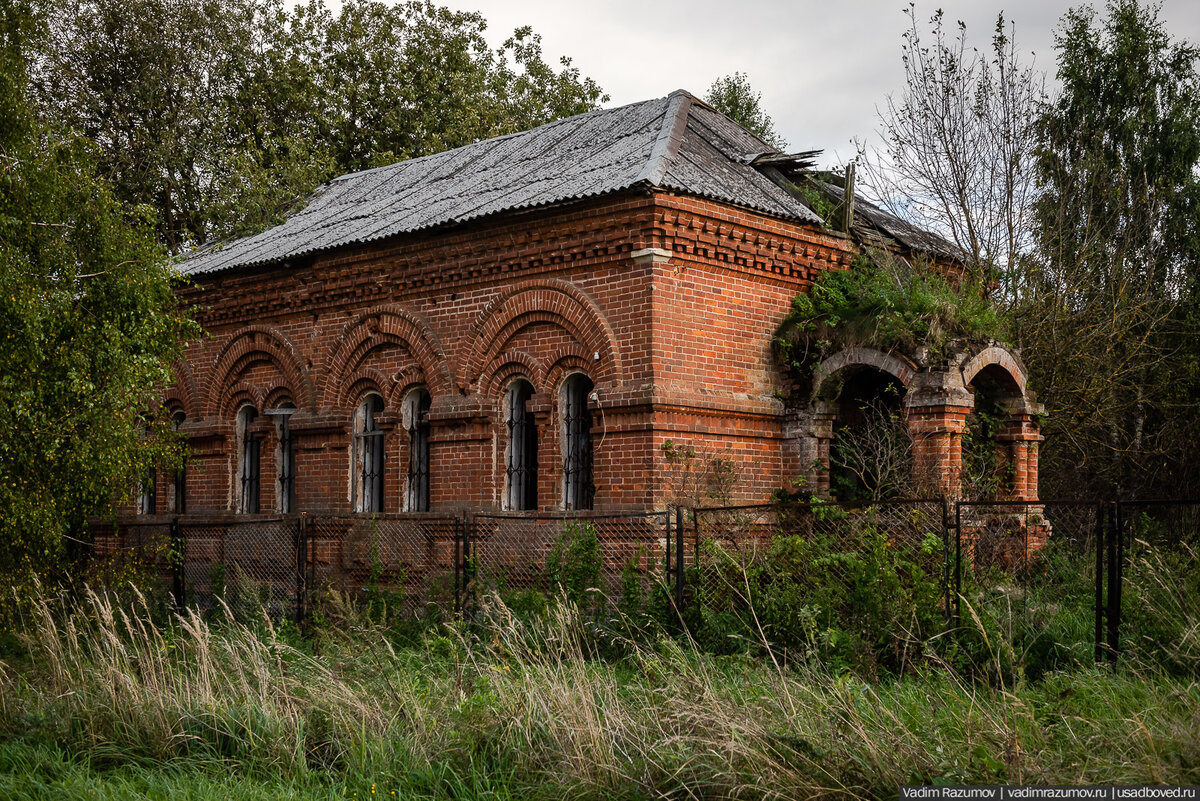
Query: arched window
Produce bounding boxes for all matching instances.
[266,402,296,513]
[137,419,156,515]
[137,466,156,515]
[405,388,432,512]
[505,379,538,510]
[562,374,594,510]
[237,405,261,513]
[354,393,385,513]
[169,411,186,514]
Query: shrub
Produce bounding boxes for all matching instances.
[690,505,947,674]
[775,250,1006,372]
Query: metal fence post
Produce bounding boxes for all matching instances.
[1107,501,1123,663]
[675,506,685,614]
[941,497,952,626]
[295,514,307,625]
[954,502,963,626]
[1094,503,1106,663]
[454,515,462,615]
[457,512,473,615]
[171,516,184,610]
[664,509,673,589]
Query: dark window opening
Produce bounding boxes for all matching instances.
[239,406,261,514]
[562,374,594,510]
[356,394,385,513]
[137,467,156,515]
[829,368,908,501]
[506,380,538,510]
[267,403,296,513]
[406,389,432,512]
[171,411,186,514]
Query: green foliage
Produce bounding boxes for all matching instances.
[32,0,608,250]
[545,521,602,611]
[0,3,198,625]
[703,72,786,149]
[690,507,946,674]
[9,589,1200,796]
[960,389,1014,500]
[776,251,1005,370]
[794,179,836,224]
[1035,0,1200,297]
[1017,0,1200,497]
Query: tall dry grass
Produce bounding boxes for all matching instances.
[2,586,1199,798]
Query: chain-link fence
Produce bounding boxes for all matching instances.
[1114,501,1200,673]
[87,517,178,602]
[86,499,1200,673]
[307,514,461,616]
[689,501,949,671]
[177,515,303,621]
[469,511,672,616]
[954,501,1103,677]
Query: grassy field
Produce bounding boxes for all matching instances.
[1,587,1199,801]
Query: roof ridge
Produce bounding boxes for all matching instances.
[328,95,674,186]
[634,90,693,187]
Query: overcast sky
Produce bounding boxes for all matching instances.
[437,0,1200,168]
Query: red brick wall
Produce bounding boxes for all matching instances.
[140,191,863,515]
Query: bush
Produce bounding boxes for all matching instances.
[690,505,947,674]
[775,250,1005,372]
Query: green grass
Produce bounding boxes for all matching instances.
[2,588,1200,800]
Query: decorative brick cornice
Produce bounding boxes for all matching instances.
[180,196,657,326]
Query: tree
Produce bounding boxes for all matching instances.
[703,72,787,149]
[31,0,607,250]
[0,1,198,620]
[860,5,1044,296]
[1021,0,1200,496]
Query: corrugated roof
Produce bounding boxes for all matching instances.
[181,90,822,276]
[815,180,965,261]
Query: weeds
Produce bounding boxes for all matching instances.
[3,585,1200,798]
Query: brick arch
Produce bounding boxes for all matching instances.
[205,325,315,417]
[225,382,265,414]
[458,280,623,392]
[323,305,451,406]
[264,386,297,409]
[480,350,548,397]
[167,358,201,421]
[545,347,595,394]
[811,347,918,398]
[959,345,1028,396]
[344,369,393,408]
[386,365,429,409]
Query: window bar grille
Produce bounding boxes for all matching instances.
[563,377,594,510]
[358,396,384,513]
[242,417,260,514]
[407,391,431,512]
[279,413,295,513]
[506,382,537,510]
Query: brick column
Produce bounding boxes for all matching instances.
[783,402,837,497]
[995,398,1045,502]
[904,372,973,499]
[287,410,349,514]
[428,393,496,511]
[176,420,230,513]
[528,391,554,512]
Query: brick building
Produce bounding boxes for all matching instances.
[151,90,1041,519]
